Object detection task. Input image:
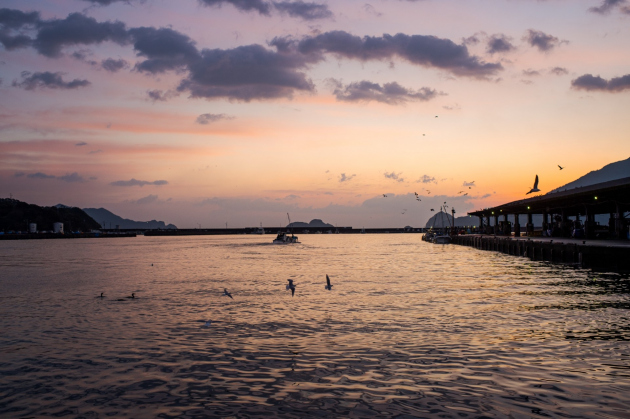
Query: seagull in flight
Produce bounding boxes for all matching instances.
[325,274,333,290]
[416,198,421,201]
[427,190,431,194]
[558,165,564,170]
[383,194,387,198]
[430,208,435,211]
[463,193,468,196]
[286,279,296,297]
[526,174,540,195]
[458,191,464,194]
[223,288,233,299]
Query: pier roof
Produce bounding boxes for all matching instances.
[469,176,630,217]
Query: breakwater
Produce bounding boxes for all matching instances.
[452,235,630,272]
[0,232,136,240]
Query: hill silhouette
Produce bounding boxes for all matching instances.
[550,156,630,193]
[83,207,177,229]
[0,199,101,232]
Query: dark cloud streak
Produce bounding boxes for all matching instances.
[13,71,90,90]
[571,73,630,92]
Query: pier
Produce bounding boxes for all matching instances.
[456,177,630,271]
[468,177,630,240]
[453,235,630,271]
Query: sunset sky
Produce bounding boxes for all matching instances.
[1,0,629,228]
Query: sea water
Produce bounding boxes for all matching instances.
[1,235,629,418]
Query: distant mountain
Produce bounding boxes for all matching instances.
[550,156,630,193]
[1,199,101,232]
[287,219,334,228]
[82,207,177,229]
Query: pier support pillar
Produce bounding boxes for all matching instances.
[494,214,499,235]
[526,213,534,235]
[542,212,549,235]
[585,207,596,239]
[514,213,521,237]
[486,216,492,235]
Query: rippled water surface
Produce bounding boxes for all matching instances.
[1,234,630,418]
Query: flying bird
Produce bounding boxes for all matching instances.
[458,191,464,194]
[427,190,431,194]
[223,288,233,299]
[414,192,418,196]
[287,279,296,297]
[416,198,421,201]
[469,186,471,189]
[526,175,540,195]
[430,208,435,211]
[383,194,387,198]
[558,165,564,170]
[463,193,468,196]
[325,274,333,291]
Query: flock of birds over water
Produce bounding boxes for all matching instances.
[381,166,563,212]
[96,274,334,327]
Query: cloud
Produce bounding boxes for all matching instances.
[522,68,540,77]
[20,171,87,182]
[418,174,436,184]
[198,0,272,15]
[101,58,128,72]
[291,30,502,78]
[332,80,439,104]
[27,172,56,179]
[0,31,33,51]
[58,172,85,183]
[88,149,103,154]
[75,141,88,146]
[549,66,568,76]
[147,89,178,102]
[0,8,40,29]
[12,71,90,90]
[486,34,515,54]
[384,171,405,182]
[111,178,169,187]
[363,4,383,17]
[81,0,146,5]
[284,194,301,199]
[0,8,38,51]
[571,73,630,92]
[34,13,129,58]
[463,180,475,187]
[272,1,333,20]
[339,173,356,182]
[128,26,200,74]
[178,44,316,101]
[196,113,233,124]
[588,0,630,14]
[524,29,566,52]
[134,194,159,204]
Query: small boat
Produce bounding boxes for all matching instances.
[273,213,299,244]
[272,231,299,244]
[432,235,451,244]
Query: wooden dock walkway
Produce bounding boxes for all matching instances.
[452,234,630,272]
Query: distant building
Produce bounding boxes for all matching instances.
[53,222,64,234]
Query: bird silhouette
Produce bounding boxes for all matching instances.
[430,208,435,211]
[126,293,135,299]
[287,279,296,297]
[463,193,468,196]
[558,165,564,170]
[383,194,387,198]
[325,274,333,290]
[526,175,540,194]
[223,288,233,299]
